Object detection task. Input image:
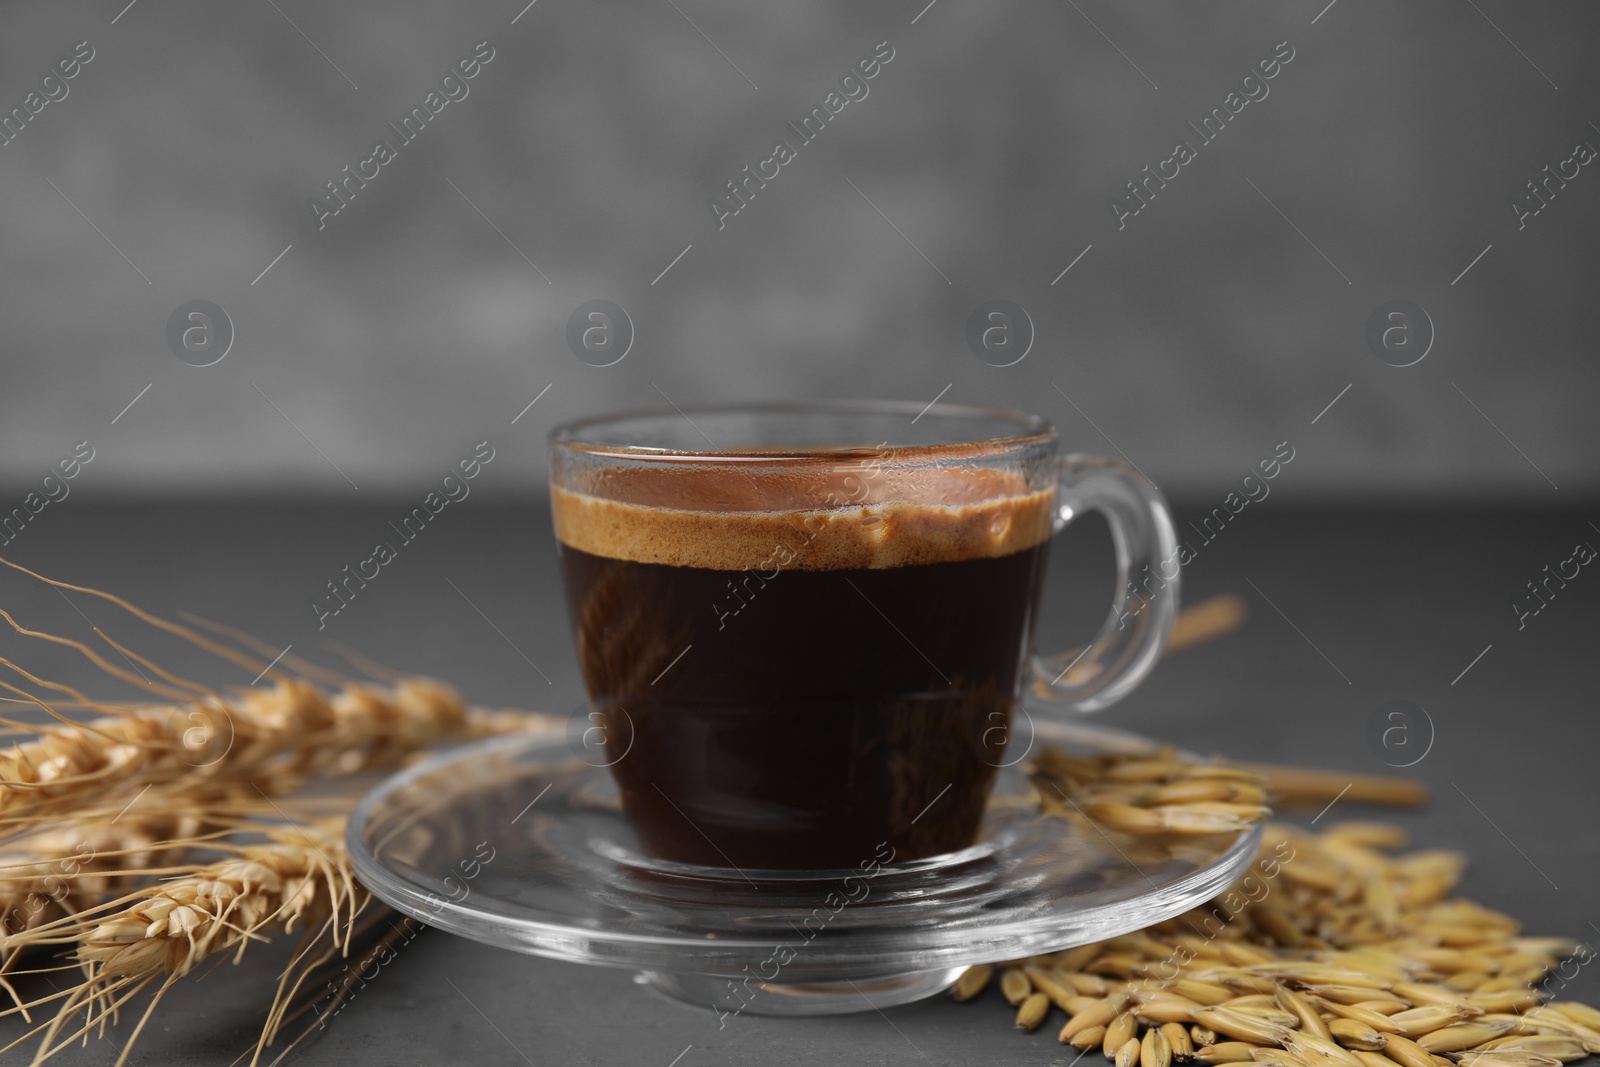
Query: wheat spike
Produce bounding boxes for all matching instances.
[0,819,363,1067]
[0,676,527,829]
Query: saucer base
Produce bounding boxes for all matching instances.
[346,716,1261,1016]
[638,967,966,1015]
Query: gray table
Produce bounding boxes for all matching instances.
[2,499,1596,1066]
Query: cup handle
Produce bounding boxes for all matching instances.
[1029,453,1181,714]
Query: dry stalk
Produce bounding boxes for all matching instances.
[1165,594,1249,655]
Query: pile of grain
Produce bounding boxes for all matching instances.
[953,805,1598,1067]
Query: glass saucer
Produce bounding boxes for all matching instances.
[347,716,1261,1016]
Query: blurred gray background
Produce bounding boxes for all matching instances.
[2,7,1598,1061]
[1,0,1595,502]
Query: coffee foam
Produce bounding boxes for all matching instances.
[551,479,1056,571]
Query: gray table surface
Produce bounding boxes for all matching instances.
[1,499,1596,1066]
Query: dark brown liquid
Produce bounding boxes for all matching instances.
[558,541,1049,869]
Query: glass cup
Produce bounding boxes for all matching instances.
[548,401,1178,871]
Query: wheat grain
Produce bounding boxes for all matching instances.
[1072,1025,1111,1050]
[1174,980,1236,1007]
[1191,1007,1290,1046]
[1056,943,1104,972]
[1234,1007,1303,1030]
[1017,991,1051,1031]
[1145,1025,1175,1067]
[1162,1020,1195,1059]
[1455,1054,1562,1067]
[1529,1012,1600,1052]
[1000,966,1032,1005]
[1548,1003,1600,1031]
[1419,1024,1518,1054]
[1329,1019,1390,1051]
[1389,1007,1476,1037]
[1489,1037,1589,1062]
[1230,996,1284,1010]
[1285,1029,1368,1067]
[1104,1010,1139,1056]
[1139,995,1204,1024]
[951,963,992,1001]
[1392,984,1477,1010]
[1025,965,1078,1011]
[1063,992,1135,1040]
[1067,970,1113,995]
[1469,992,1543,1014]
[1374,1035,1439,1067]
[1280,987,1334,1040]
